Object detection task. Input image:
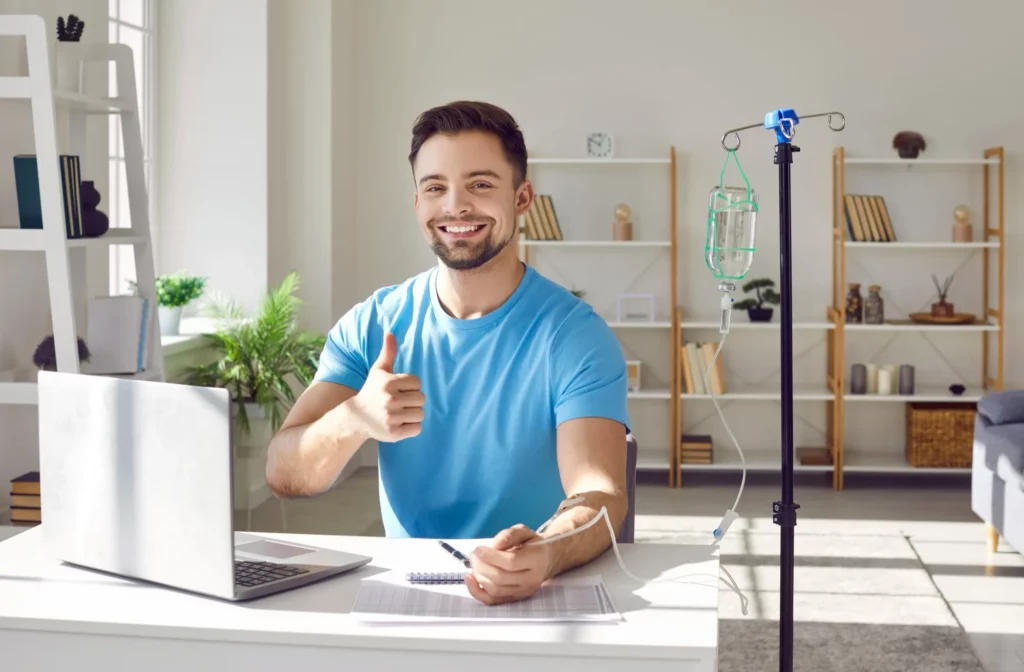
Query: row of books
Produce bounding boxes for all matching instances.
[520,194,563,240]
[844,194,897,242]
[679,433,712,465]
[8,471,40,524]
[13,154,87,237]
[679,341,727,395]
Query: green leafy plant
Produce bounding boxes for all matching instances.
[155,271,207,308]
[181,272,325,435]
[732,277,781,310]
[570,288,585,298]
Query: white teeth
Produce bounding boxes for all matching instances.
[445,225,481,233]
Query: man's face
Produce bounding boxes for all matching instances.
[413,130,532,271]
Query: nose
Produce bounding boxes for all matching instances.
[443,186,473,217]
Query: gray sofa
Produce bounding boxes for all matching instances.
[971,389,1024,554]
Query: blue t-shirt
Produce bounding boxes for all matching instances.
[313,263,631,539]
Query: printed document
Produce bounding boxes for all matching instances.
[351,572,622,623]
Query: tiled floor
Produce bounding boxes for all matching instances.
[246,468,1024,672]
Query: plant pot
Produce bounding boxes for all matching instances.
[53,41,84,92]
[747,306,773,322]
[159,305,182,336]
[233,402,274,512]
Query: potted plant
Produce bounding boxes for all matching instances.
[182,271,324,436]
[155,271,207,336]
[732,277,780,322]
[181,273,324,508]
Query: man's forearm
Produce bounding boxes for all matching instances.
[538,489,627,580]
[265,399,369,498]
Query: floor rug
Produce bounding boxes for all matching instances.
[717,619,986,672]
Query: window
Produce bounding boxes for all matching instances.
[107,0,155,295]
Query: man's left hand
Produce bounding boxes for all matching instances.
[465,524,553,605]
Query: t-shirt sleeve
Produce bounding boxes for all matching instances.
[313,299,375,392]
[551,310,631,433]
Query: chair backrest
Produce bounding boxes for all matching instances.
[617,433,638,543]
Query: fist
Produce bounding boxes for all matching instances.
[350,332,424,442]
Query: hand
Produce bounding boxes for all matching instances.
[348,332,424,442]
[465,524,554,605]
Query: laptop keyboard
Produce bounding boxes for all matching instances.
[235,560,309,588]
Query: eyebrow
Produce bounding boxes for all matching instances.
[418,169,503,186]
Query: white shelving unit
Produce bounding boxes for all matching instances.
[0,15,162,406]
[519,148,679,481]
[830,145,1005,484]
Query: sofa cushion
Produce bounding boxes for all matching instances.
[976,423,1024,474]
[978,390,1024,426]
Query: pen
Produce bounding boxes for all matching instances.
[438,540,471,568]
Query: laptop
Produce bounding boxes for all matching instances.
[36,370,372,601]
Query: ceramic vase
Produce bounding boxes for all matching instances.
[80,181,109,237]
[53,41,84,92]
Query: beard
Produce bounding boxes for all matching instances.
[428,214,514,271]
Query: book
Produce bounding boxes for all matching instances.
[10,471,40,495]
[85,296,151,374]
[13,154,84,238]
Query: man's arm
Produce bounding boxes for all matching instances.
[265,381,369,498]
[537,416,628,579]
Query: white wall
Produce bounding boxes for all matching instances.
[0,0,109,494]
[346,0,1024,468]
[156,0,268,314]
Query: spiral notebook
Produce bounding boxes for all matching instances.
[352,571,621,623]
[406,571,468,584]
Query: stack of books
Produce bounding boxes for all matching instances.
[679,434,713,465]
[520,194,563,240]
[9,471,40,524]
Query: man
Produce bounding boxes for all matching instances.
[265,100,630,605]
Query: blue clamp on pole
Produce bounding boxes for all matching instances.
[764,108,800,144]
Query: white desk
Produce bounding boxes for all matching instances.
[0,527,719,671]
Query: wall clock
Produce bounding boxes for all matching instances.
[586,132,614,159]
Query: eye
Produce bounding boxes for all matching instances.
[425,185,443,193]
[472,182,492,189]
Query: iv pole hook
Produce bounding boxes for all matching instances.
[720,111,845,151]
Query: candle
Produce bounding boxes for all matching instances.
[866,364,878,394]
[877,368,893,395]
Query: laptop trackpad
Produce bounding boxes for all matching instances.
[236,539,315,560]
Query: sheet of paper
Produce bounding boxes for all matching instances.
[351,571,622,623]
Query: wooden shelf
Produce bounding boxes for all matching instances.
[843,319,999,332]
[680,386,834,401]
[521,240,670,248]
[681,318,834,330]
[527,157,670,165]
[843,157,999,166]
[844,241,999,249]
[828,145,1005,490]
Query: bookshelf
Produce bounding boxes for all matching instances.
[0,17,162,409]
[829,145,1005,487]
[517,147,679,482]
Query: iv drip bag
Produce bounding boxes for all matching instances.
[705,150,758,281]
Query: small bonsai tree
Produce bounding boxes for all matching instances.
[733,278,780,321]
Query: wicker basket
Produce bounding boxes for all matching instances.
[905,402,976,468]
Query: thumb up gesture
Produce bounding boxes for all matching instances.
[350,332,424,442]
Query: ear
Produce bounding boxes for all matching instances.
[414,190,419,209]
[514,179,534,217]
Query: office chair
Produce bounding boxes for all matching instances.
[617,433,638,543]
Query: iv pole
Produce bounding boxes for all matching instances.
[719,109,845,672]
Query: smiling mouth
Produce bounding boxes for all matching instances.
[439,223,485,234]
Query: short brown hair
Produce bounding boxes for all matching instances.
[408,101,528,186]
